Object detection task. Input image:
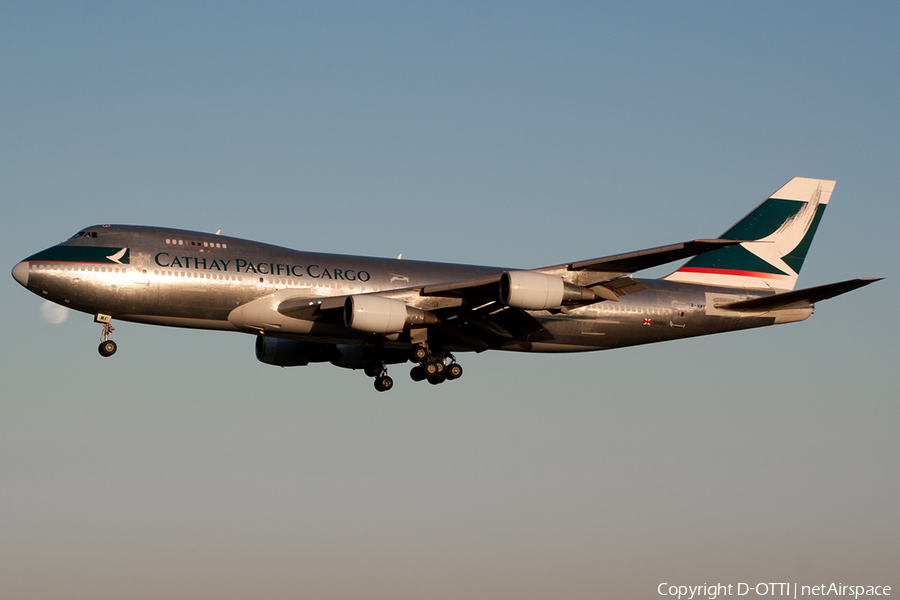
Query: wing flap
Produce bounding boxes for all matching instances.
[590,277,648,298]
[420,275,502,298]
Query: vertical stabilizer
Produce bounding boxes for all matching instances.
[664,177,834,290]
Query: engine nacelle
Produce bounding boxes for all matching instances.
[343,295,438,334]
[255,336,338,367]
[499,271,598,310]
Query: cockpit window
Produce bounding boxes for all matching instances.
[70,230,98,239]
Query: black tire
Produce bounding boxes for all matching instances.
[411,345,429,363]
[423,362,438,376]
[98,340,117,357]
[364,363,382,378]
[427,373,446,385]
[374,375,393,392]
[410,365,427,382]
[446,363,463,380]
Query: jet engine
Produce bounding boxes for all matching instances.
[255,336,338,367]
[499,271,598,310]
[343,295,438,334]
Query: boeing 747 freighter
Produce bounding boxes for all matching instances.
[12,178,880,391]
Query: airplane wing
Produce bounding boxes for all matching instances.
[714,278,883,313]
[278,237,744,318]
[272,237,748,351]
[537,239,744,276]
[406,238,745,301]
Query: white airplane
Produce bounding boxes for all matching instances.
[12,177,880,391]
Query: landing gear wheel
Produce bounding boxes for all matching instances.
[412,345,429,363]
[98,340,117,357]
[364,363,384,378]
[410,365,427,382]
[374,375,394,392]
[446,363,463,380]
[427,373,446,385]
[423,362,439,377]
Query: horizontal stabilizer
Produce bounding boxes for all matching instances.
[715,278,882,313]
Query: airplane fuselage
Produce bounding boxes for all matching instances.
[12,178,879,391]
[15,224,804,355]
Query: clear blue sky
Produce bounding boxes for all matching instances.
[2,3,897,598]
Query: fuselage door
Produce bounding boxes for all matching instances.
[670,300,688,328]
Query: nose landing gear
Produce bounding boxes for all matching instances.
[95,314,117,357]
[99,339,118,357]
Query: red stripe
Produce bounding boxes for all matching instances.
[676,267,789,279]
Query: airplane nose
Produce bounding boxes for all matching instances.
[12,261,29,287]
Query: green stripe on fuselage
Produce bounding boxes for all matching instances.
[25,246,130,264]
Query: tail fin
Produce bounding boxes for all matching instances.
[663,177,834,290]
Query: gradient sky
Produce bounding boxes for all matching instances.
[2,3,898,599]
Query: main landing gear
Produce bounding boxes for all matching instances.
[365,362,394,392]
[95,314,117,357]
[363,344,466,392]
[409,344,463,386]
